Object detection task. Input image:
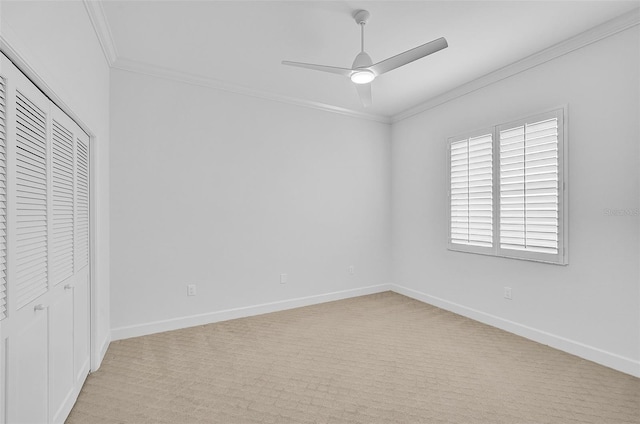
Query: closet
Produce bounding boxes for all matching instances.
[0,53,91,423]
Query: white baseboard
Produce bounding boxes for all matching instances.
[54,361,90,424]
[390,283,640,378]
[109,282,639,377]
[91,332,111,372]
[111,284,392,341]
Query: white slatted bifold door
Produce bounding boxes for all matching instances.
[2,57,54,424]
[51,117,74,285]
[498,110,565,263]
[0,77,7,320]
[448,131,493,254]
[15,89,49,309]
[75,137,88,271]
[1,53,92,424]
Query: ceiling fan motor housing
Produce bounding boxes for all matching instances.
[352,52,373,69]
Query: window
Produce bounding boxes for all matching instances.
[448,108,567,265]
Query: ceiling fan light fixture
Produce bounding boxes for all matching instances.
[350,70,375,84]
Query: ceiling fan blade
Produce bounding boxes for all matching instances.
[281,61,353,77]
[355,83,372,107]
[369,37,448,76]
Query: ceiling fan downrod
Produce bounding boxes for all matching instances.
[354,9,370,53]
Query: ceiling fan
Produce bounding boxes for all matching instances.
[282,10,448,107]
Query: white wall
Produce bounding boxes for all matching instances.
[1,0,111,368]
[109,69,391,336]
[391,27,639,375]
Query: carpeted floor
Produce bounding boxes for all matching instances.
[66,292,640,423]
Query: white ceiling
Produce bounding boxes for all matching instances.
[101,1,639,118]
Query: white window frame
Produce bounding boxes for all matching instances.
[447,107,568,265]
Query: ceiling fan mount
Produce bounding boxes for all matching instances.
[282,10,448,107]
[353,9,370,26]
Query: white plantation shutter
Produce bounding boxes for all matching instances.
[447,109,566,264]
[75,136,89,271]
[449,131,493,252]
[15,90,49,308]
[498,110,565,263]
[450,140,469,244]
[51,118,74,285]
[0,77,7,319]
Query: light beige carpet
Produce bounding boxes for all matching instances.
[66,292,640,424]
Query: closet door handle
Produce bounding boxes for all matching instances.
[34,304,46,311]
[64,284,74,290]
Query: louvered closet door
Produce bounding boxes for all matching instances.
[0,53,92,424]
[0,74,7,322]
[51,112,74,286]
[2,54,51,424]
[0,65,9,424]
[15,80,49,309]
[75,134,88,272]
[73,129,90,390]
[49,105,80,423]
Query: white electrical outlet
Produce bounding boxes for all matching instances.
[280,273,287,284]
[348,265,355,275]
[187,284,197,296]
[504,287,512,300]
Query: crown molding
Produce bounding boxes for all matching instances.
[0,24,95,138]
[112,57,392,124]
[392,7,640,123]
[83,0,118,66]
[81,0,388,123]
[83,0,391,124]
[82,1,637,125]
